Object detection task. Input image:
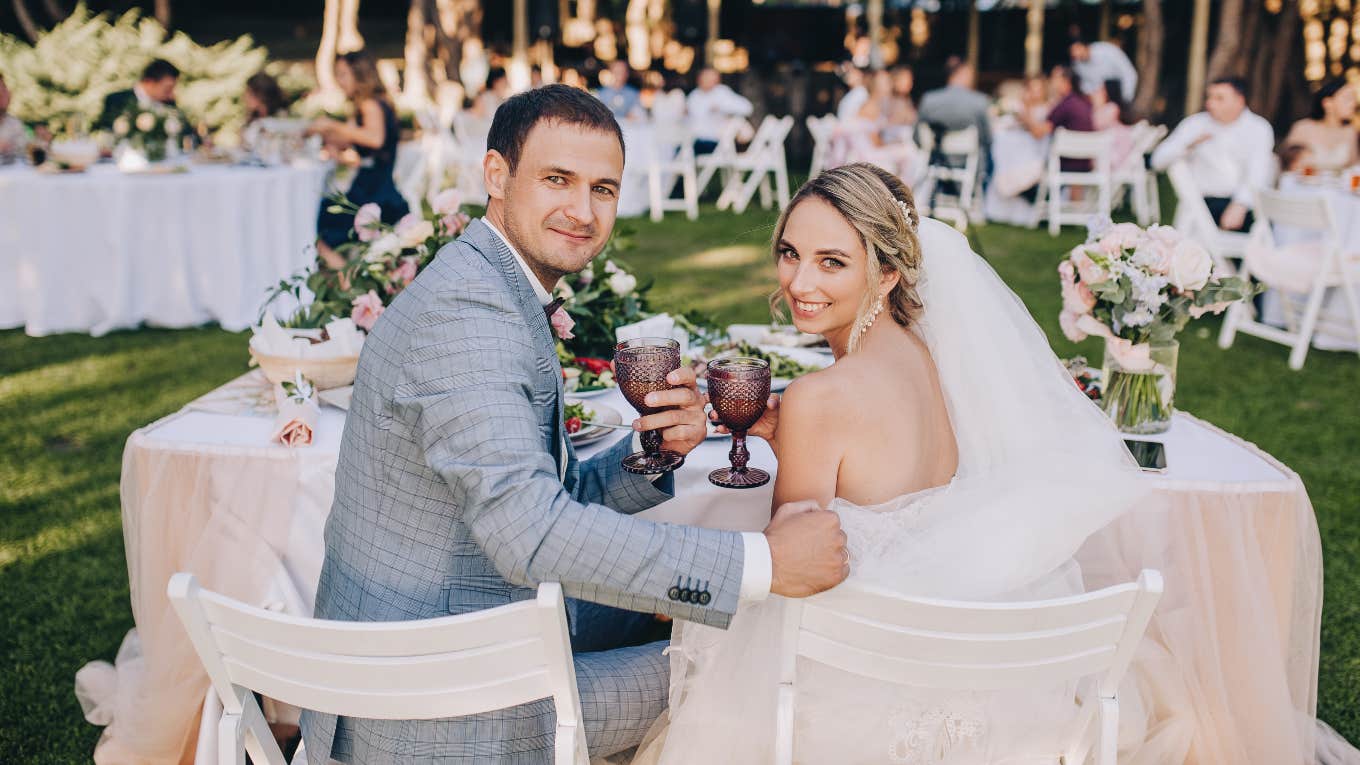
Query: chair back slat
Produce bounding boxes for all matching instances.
[1051,128,1115,160]
[938,125,979,155]
[798,631,1118,691]
[1254,187,1338,235]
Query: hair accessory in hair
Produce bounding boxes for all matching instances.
[896,199,918,233]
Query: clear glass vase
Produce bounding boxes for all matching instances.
[1101,339,1178,434]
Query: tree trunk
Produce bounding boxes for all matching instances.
[626,0,650,70]
[1235,0,1263,79]
[39,0,66,24]
[1024,0,1044,77]
[154,0,170,29]
[402,0,429,104]
[1258,0,1300,126]
[1099,0,1112,41]
[967,0,980,73]
[1185,0,1211,115]
[433,0,482,85]
[1133,0,1163,118]
[11,0,40,41]
[317,0,341,94]
[338,0,363,53]
[1206,0,1244,83]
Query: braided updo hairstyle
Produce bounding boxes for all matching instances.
[770,163,925,348]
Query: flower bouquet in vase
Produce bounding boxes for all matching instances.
[1058,221,1256,434]
[112,106,185,169]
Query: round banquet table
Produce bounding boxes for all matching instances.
[83,372,1325,765]
[0,162,328,337]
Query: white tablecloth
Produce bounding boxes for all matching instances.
[87,373,1324,765]
[0,162,327,337]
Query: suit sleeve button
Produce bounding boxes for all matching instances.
[668,586,681,601]
[698,591,711,605]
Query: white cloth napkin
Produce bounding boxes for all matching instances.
[615,313,689,355]
[249,314,364,359]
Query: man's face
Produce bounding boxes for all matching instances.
[484,121,623,285]
[1070,42,1089,62]
[1205,84,1246,123]
[608,61,629,88]
[143,75,177,104]
[1050,69,1071,97]
[698,69,720,91]
[951,64,975,90]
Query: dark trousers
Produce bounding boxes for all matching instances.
[567,597,671,653]
[1204,196,1255,232]
[693,139,718,156]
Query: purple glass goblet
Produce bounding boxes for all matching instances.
[706,357,772,489]
[614,337,686,475]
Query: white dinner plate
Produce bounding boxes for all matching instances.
[567,398,624,445]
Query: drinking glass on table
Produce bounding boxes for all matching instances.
[614,337,685,475]
[706,357,772,489]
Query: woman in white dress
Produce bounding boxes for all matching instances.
[633,163,1152,764]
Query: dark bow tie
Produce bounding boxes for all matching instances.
[543,297,565,321]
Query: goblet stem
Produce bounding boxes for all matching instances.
[728,431,750,474]
[641,429,663,462]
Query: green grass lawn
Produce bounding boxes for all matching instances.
[2,206,1358,762]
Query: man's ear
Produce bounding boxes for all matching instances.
[484,150,511,201]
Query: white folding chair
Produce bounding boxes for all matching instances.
[648,122,699,222]
[1112,122,1168,226]
[1034,128,1114,236]
[1166,160,1247,276]
[806,114,839,177]
[1219,188,1360,369]
[168,574,589,765]
[694,117,746,200]
[774,571,1163,765]
[712,115,794,214]
[918,124,984,232]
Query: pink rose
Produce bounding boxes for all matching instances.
[1100,222,1145,254]
[276,419,313,447]
[390,257,418,286]
[354,203,382,242]
[549,306,575,340]
[1060,261,1097,315]
[440,211,470,235]
[351,290,386,331]
[429,188,462,215]
[1071,249,1107,285]
[394,213,435,248]
[1106,336,1155,372]
[1059,310,1087,342]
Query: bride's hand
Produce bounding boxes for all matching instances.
[710,394,781,445]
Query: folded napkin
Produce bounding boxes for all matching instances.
[615,313,689,355]
[271,373,320,447]
[250,314,364,360]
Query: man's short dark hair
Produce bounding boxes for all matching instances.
[487,84,624,172]
[944,56,966,80]
[1211,76,1249,101]
[141,59,180,82]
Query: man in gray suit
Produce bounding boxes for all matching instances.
[916,58,992,160]
[301,85,849,763]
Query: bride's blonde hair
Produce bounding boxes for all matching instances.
[770,163,924,348]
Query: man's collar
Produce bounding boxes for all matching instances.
[481,217,553,306]
[133,83,154,106]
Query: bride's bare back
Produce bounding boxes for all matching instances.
[772,321,958,509]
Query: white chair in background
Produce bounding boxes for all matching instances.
[168,574,589,765]
[1166,161,1248,276]
[1219,189,1360,370]
[714,115,794,214]
[1034,128,1114,236]
[1112,122,1168,226]
[774,571,1164,765]
[393,140,429,212]
[806,114,839,177]
[694,117,747,200]
[917,124,983,231]
[648,122,700,222]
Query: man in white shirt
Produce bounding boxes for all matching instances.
[1069,37,1137,100]
[1151,77,1275,232]
[686,67,753,154]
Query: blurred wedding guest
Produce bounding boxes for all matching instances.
[829,69,917,178]
[0,73,27,160]
[837,66,869,122]
[1151,77,1274,232]
[471,68,510,118]
[240,72,289,151]
[596,59,643,121]
[530,66,545,89]
[686,67,753,154]
[1018,66,1093,172]
[1282,78,1358,171]
[98,59,179,130]
[917,58,992,157]
[561,68,589,91]
[1069,35,1136,100]
[1091,79,1136,167]
[307,50,409,270]
[1279,143,1315,175]
[884,64,918,140]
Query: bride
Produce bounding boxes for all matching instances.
[633,163,1151,764]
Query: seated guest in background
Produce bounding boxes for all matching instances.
[686,67,752,154]
[596,59,643,121]
[99,59,180,130]
[1018,66,1093,172]
[1091,78,1136,168]
[1069,35,1137,101]
[0,73,26,161]
[836,66,869,122]
[529,65,545,89]
[1279,143,1315,175]
[1283,78,1358,171]
[917,57,992,159]
[471,68,510,118]
[307,50,409,270]
[884,64,918,142]
[829,69,917,178]
[1151,77,1274,232]
[241,72,289,150]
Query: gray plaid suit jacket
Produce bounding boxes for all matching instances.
[301,219,748,763]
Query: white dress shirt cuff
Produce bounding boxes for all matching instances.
[739,531,772,602]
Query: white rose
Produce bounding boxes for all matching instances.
[364,233,402,261]
[112,116,130,136]
[1166,239,1213,292]
[164,115,182,136]
[607,271,637,295]
[135,112,156,132]
[604,260,619,274]
[395,217,434,248]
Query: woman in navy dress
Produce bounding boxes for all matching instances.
[308,50,409,269]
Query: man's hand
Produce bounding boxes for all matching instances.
[633,366,708,457]
[1219,202,1249,232]
[709,393,780,445]
[765,500,849,598]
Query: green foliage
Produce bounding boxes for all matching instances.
[0,4,267,137]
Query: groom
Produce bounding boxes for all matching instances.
[301,84,850,763]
